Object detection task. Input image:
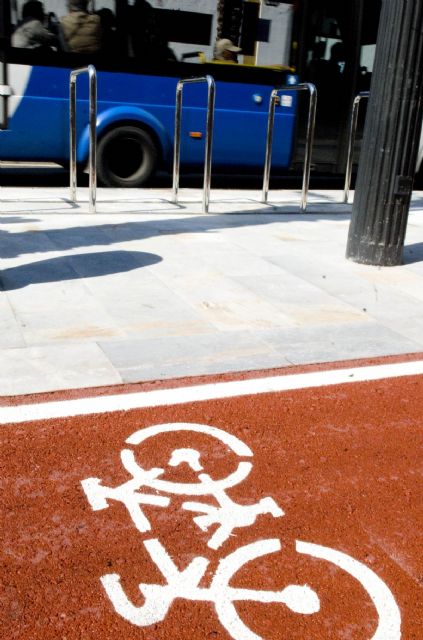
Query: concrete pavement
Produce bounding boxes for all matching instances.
[1,186,423,396]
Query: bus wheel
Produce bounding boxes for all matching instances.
[97,126,159,187]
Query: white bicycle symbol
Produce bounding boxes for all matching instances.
[81,422,283,549]
[101,536,400,640]
[81,422,401,639]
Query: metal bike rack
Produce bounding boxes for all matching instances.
[343,91,369,203]
[172,75,215,214]
[262,83,317,211]
[69,65,97,213]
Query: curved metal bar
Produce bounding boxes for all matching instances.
[261,89,278,206]
[69,65,97,213]
[172,82,183,207]
[301,83,317,211]
[262,82,317,212]
[172,75,215,214]
[343,91,370,203]
[203,77,216,213]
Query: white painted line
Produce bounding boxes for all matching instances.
[1,359,423,425]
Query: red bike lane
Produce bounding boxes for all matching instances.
[1,357,422,639]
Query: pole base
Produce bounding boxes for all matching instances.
[346,240,403,266]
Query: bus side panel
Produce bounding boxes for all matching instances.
[2,64,297,172]
[1,65,74,161]
[166,80,297,171]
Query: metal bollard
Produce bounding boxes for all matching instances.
[172,75,215,214]
[343,91,370,203]
[69,65,97,213]
[262,83,317,212]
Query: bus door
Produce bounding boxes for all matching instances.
[293,0,381,174]
[0,0,11,129]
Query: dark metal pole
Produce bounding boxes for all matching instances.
[346,0,423,266]
[0,0,11,130]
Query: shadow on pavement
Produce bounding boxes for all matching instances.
[0,216,41,224]
[0,250,161,290]
[0,213,351,261]
[403,242,423,264]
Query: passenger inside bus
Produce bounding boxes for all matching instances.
[307,41,328,84]
[95,8,117,53]
[12,0,58,50]
[60,0,101,54]
[213,38,242,63]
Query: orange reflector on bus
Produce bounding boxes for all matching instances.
[189,132,203,139]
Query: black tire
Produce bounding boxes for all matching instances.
[97,126,159,187]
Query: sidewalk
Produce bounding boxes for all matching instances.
[1,186,423,397]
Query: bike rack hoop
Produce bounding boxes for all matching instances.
[262,82,317,212]
[343,91,370,203]
[69,65,97,213]
[172,75,215,214]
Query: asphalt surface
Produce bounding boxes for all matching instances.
[1,358,422,639]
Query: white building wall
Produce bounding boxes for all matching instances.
[256,2,293,67]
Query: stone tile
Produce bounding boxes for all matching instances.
[233,274,369,326]
[4,277,124,345]
[84,275,215,339]
[381,317,423,348]
[0,343,121,396]
[153,272,297,330]
[99,332,287,382]
[0,293,25,349]
[339,288,423,326]
[259,322,421,365]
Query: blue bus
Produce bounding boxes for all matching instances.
[0,0,298,187]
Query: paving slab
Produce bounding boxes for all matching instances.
[1,186,423,395]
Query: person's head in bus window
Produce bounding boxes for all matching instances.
[214,38,241,63]
[95,7,116,50]
[67,0,90,13]
[22,0,44,23]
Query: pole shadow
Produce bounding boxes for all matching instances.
[403,243,423,264]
